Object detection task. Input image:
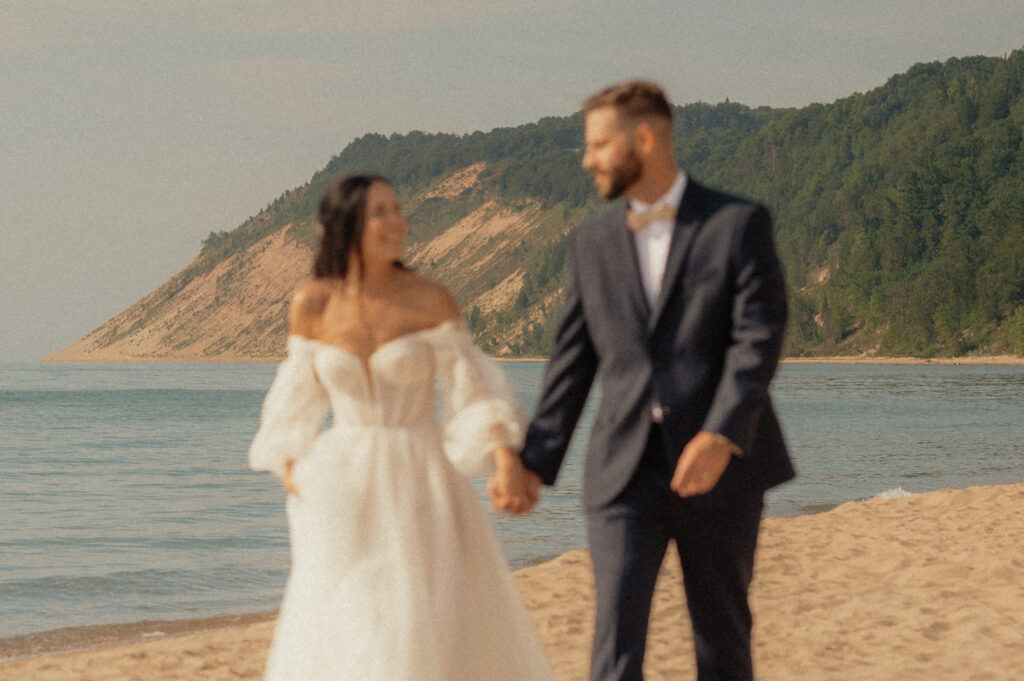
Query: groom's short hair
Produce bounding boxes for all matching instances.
[583,80,673,123]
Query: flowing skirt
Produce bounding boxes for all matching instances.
[261,424,554,681]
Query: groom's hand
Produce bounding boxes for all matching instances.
[670,430,734,497]
[488,446,541,515]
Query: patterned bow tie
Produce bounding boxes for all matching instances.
[626,202,676,233]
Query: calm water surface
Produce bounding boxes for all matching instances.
[1,361,1021,640]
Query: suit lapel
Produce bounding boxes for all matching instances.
[648,181,703,334]
[605,202,651,322]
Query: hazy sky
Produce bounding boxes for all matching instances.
[3,1,1022,361]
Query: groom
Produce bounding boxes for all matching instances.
[502,80,794,681]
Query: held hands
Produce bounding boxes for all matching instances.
[670,430,734,498]
[488,445,541,515]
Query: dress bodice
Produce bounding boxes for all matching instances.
[248,319,526,478]
[301,330,440,429]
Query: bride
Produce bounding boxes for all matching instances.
[248,174,552,681]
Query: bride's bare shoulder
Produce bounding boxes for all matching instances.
[288,278,338,336]
[401,271,460,326]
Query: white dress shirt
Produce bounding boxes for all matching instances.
[629,170,686,308]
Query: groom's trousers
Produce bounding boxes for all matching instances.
[586,427,763,681]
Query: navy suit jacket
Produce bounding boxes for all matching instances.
[521,179,794,510]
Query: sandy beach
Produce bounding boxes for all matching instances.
[2,482,1021,680]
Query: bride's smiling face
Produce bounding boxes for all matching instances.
[360,181,407,268]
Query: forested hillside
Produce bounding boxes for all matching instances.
[705,52,1024,356]
[51,49,1024,361]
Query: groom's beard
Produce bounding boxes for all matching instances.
[597,148,643,200]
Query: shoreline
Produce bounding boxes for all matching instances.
[36,354,1024,365]
[782,354,1024,366]
[0,613,277,665]
[3,480,1022,681]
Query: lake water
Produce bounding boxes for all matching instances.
[1,361,1022,643]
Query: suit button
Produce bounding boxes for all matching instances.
[651,404,665,423]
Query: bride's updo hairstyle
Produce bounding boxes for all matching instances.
[314,174,390,278]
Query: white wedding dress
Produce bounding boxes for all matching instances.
[249,319,554,681]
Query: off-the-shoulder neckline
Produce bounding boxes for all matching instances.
[288,317,465,360]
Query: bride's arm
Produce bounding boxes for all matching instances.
[277,283,328,496]
[248,283,330,486]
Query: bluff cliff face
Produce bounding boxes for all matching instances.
[46,164,577,361]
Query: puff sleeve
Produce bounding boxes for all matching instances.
[432,321,528,477]
[248,336,330,478]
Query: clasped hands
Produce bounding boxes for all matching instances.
[488,446,542,515]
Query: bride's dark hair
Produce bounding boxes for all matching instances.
[314,174,392,278]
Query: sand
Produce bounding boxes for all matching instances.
[2,482,1021,680]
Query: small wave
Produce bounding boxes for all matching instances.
[873,485,914,499]
[0,612,275,663]
[0,566,279,604]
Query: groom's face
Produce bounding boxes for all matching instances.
[582,107,643,200]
